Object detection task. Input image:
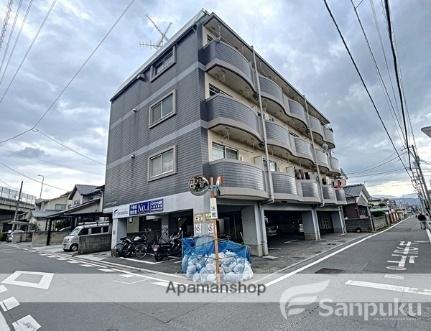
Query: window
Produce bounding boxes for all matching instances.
[152,47,175,79]
[149,147,176,180]
[149,91,175,127]
[209,84,231,97]
[102,226,109,233]
[54,204,66,211]
[91,227,101,234]
[79,228,88,236]
[212,143,238,161]
[264,159,277,172]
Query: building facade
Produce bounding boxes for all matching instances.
[104,11,347,256]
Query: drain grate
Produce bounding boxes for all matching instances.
[315,268,344,274]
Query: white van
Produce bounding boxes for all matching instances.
[62,223,110,252]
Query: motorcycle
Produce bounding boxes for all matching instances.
[152,229,183,262]
[114,232,152,259]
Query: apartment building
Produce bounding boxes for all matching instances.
[104,10,347,256]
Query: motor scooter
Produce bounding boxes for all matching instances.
[152,228,183,262]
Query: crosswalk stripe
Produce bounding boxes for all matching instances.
[0,286,7,294]
[0,297,20,311]
[98,268,115,273]
[12,315,41,330]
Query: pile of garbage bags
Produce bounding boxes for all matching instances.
[181,237,253,284]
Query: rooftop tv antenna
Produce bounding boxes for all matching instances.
[140,14,172,50]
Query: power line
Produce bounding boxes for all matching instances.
[0,178,12,188]
[347,151,404,175]
[0,0,13,55]
[0,0,56,104]
[33,128,105,165]
[383,0,410,168]
[0,0,33,86]
[0,160,67,191]
[0,0,137,145]
[322,0,412,184]
[0,0,23,77]
[348,167,406,178]
[350,0,405,145]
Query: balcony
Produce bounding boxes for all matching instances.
[322,185,337,204]
[200,41,255,97]
[309,115,324,144]
[329,156,341,175]
[206,94,262,145]
[323,126,335,149]
[291,136,314,163]
[265,121,294,158]
[284,97,308,133]
[297,179,320,203]
[207,159,267,200]
[271,172,300,201]
[335,188,347,205]
[315,149,330,171]
[258,75,287,124]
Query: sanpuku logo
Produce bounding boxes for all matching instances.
[279,280,330,319]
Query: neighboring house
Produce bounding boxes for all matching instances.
[46,185,110,231]
[29,192,70,230]
[343,184,371,220]
[103,10,348,256]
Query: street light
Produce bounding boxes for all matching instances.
[37,175,44,199]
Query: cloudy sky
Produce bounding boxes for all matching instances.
[0,0,429,199]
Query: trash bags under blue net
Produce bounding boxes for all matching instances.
[181,236,253,284]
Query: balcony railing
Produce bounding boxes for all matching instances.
[259,75,284,105]
[285,97,308,127]
[315,149,330,169]
[322,185,337,203]
[292,136,313,161]
[323,126,335,147]
[335,188,347,204]
[330,156,341,173]
[265,121,293,154]
[200,40,255,91]
[309,115,324,138]
[272,172,299,199]
[206,94,262,142]
[297,179,320,202]
[207,159,267,199]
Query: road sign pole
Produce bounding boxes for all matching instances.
[210,177,221,286]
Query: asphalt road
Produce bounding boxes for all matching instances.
[1,216,431,330]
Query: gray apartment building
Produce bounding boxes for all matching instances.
[104,10,347,256]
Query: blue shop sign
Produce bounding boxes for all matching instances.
[129,199,164,216]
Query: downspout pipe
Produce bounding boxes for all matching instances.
[252,46,274,204]
[303,95,325,208]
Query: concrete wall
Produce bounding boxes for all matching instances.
[345,218,373,232]
[32,231,68,247]
[12,232,32,243]
[78,233,111,254]
[373,216,388,231]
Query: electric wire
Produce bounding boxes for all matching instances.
[0,0,33,86]
[0,0,57,104]
[322,0,413,186]
[0,0,137,145]
[0,0,13,55]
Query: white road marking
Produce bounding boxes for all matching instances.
[152,281,170,287]
[67,260,80,264]
[113,279,148,285]
[120,274,134,278]
[79,264,96,267]
[2,271,54,290]
[265,218,408,287]
[98,269,115,273]
[426,229,431,245]
[173,260,182,264]
[346,280,431,296]
[12,315,41,331]
[0,310,9,331]
[0,297,19,311]
[119,257,161,265]
[56,258,68,261]
[384,274,404,280]
[0,285,7,294]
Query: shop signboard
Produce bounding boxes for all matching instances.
[129,198,164,216]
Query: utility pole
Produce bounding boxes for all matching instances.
[37,174,44,199]
[411,145,430,213]
[12,181,23,229]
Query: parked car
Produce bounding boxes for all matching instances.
[62,223,110,252]
[6,230,25,242]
